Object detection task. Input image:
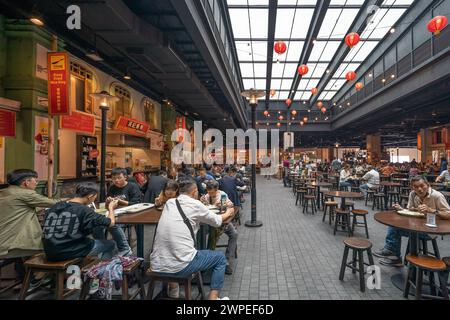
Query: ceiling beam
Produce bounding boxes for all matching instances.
[235,37,383,42]
[264,0,278,110]
[228,4,411,9]
[287,0,331,102]
[309,0,384,107]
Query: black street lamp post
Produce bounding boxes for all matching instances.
[241,89,265,228]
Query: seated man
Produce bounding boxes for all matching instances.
[436,163,450,189]
[360,167,380,195]
[200,180,238,275]
[150,177,233,300]
[93,167,139,256]
[196,167,214,196]
[42,183,118,261]
[0,169,57,284]
[374,176,450,266]
[339,164,353,189]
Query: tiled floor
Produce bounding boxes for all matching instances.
[2,175,450,300]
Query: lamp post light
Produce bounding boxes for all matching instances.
[241,89,265,228]
[90,90,119,202]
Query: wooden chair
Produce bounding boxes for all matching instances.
[404,255,449,300]
[146,271,205,300]
[79,259,146,300]
[339,237,374,292]
[19,253,94,300]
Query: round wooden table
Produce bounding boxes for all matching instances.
[324,191,363,209]
[308,182,333,210]
[374,210,450,296]
[380,182,402,210]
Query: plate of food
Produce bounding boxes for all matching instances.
[94,208,108,216]
[397,209,425,218]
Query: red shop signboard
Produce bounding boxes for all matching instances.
[0,109,16,137]
[114,116,149,137]
[47,52,70,115]
[176,116,186,142]
[60,111,95,134]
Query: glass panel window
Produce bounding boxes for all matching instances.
[70,62,93,114]
[113,85,131,119]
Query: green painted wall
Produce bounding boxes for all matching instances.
[1,17,63,181]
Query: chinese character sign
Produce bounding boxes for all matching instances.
[47,52,70,115]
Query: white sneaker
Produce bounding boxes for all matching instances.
[217,297,230,300]
[117,248,132,257]
[89,279,100,294]
[167,283,180,298]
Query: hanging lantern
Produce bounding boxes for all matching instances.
[345,32,360,48]
[263,110,269,117]
[428,16,448,35]
[300,121,304,126]
[285,98,292,107]
[270,89,276,97]
[346,71,356,81]
[355,82,364,91]
[311,87,318,95]
[321,107,327,113]
[303,117,308,122]
[317,101,323,108]
[276,122,281,127]
[297,64,309,76]
[291,109,297,116]
[274,41,287,55]
[278,115,284,121]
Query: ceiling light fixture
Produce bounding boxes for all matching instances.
[86,34,103,62]
[390,28,396,33]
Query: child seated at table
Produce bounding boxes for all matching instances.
[200,180,237,275]
[154,180,179,208]
[42,183,119,261]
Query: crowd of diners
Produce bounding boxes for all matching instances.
[0,163,248,300]
[282,155,450,270]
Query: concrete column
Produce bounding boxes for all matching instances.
[366,134,381,165]
[419,129,432,164]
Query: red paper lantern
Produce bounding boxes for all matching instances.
[311,87,318,95]
[285,99,292,107]
[346,71,356,81]
[317,101,323,108]
[276,122,281,127]
[274,41,287,55]
[263,110,269,117]
[291,109,297,116]
[428,16,448,35]
[270,89,276,97]
[321,107,327,113]
[345,32,360,48]
[355,82,364,91]
[297,64,309,76]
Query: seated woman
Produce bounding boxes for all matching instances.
[154,180,179,209]
[42,183,119,261]
[200,180,237,275]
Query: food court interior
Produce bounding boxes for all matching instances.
[1,0,450,301]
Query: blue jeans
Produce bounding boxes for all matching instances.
[339,181,353,189]
[283,168,290,187]
[93,224,131,252]
[88,239,116,260]
[384,226,431,257]
[165,250,227,290]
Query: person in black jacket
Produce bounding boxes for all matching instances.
[42,183,118,261]
[219,166,245,210]
[143,170,168,203]
[107,167,142,206]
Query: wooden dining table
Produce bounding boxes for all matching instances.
[374,210,450,295]
[324,191,363,209]
[116,207,162,258]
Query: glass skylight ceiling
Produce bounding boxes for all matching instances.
[227,0,415,102]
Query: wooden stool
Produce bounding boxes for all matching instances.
[79,259,146,300]
[146,270,205,300]
[404,236,440,265]
[399,194,409,207]
[0,258,22,294]
[344,201,355,211]
[351,209,370,238]
[334,209,352,236]
[365,189,375,206]
[19,253,92,300]
[372,193,384,210]
[388,191,400,207]
[351,187,360,193]
[323,201,338,225]
[295,189,307,206]
[339,237,374,292]
[302,195,317,214]
[404,255,449,300]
